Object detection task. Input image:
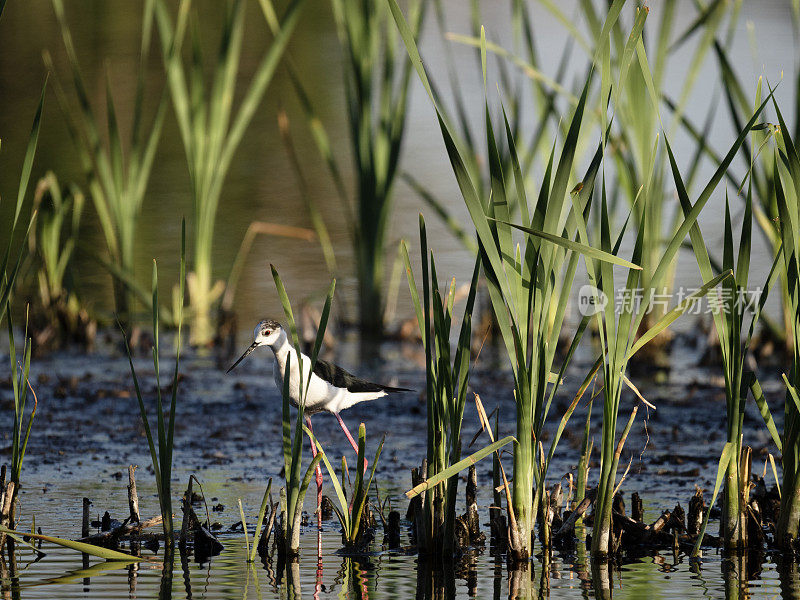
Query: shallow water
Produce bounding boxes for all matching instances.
[0,334,792,598]
[4,530,798,599]
[1,2,799,595]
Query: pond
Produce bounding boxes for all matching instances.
[0,332,790,598]
[0,0,799,598]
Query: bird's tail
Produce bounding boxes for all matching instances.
[379,384,413,393]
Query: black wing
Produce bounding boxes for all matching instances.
[312,359,412,393]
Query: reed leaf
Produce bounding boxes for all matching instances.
[402,213,483,556]
[626,270,733,359]
[48,0,164,324]
[154,0,309,345]
[120,219,185,546]
[0,81,47,325]
[692,442,735,556]
[494,220,641,270]
[405,436,516,499]
[749,376,782,452]
[0,526,142,561]
[270,265,335,554]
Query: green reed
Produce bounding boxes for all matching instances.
[672,143,781,552]
[153,0,308,346]
[47,0,165,326]
[120,220,186,547]
[6,313,34,516]
[388,0,651,559]
[305,423,384,551]
[25,172,89,341]
[237,478,272,562]
[583,192,714,556]
[766,97,800,550]
[270,265,333,556]
[401,214,513,558]
[580,88,769,556]
[403,0,569,252]
[287,0,423,335]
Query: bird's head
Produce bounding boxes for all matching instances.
[253,319,283,347]
[226,319,283,373]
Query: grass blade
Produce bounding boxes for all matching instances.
[692,442,735,556]
[495,219,642,270]
[0,526,143,561]
[405,436,516,499]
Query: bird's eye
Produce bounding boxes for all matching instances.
[264,329,272,336]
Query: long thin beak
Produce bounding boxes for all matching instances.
[226,342,259,373]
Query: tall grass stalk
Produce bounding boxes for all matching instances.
[270,265,333,556]
[576,94,771,557]
[287,0,423,335]
[153,0,309,345]
[27,173,84,313]
[0,80,46,326]
[120,220,186,547]
[708,23,799,347]
[582,185,718,557]
[672,147,781,551]
[387,0,646,559]
[305,423,384,551]
[767,98,800,549]
[402,214,514,557]
[47,0,165,325]
[6,312,35,527]
[403,0,571,251]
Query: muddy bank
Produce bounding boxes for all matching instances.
[0,332,784,519]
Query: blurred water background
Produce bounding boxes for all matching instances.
[0,0,795,331]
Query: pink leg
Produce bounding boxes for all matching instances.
[314,556,323,600]
[334,412,367,473]
[305,416,324,553]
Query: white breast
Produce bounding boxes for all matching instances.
[272,348,335,414]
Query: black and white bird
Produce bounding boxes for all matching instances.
[226,319,410,517]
